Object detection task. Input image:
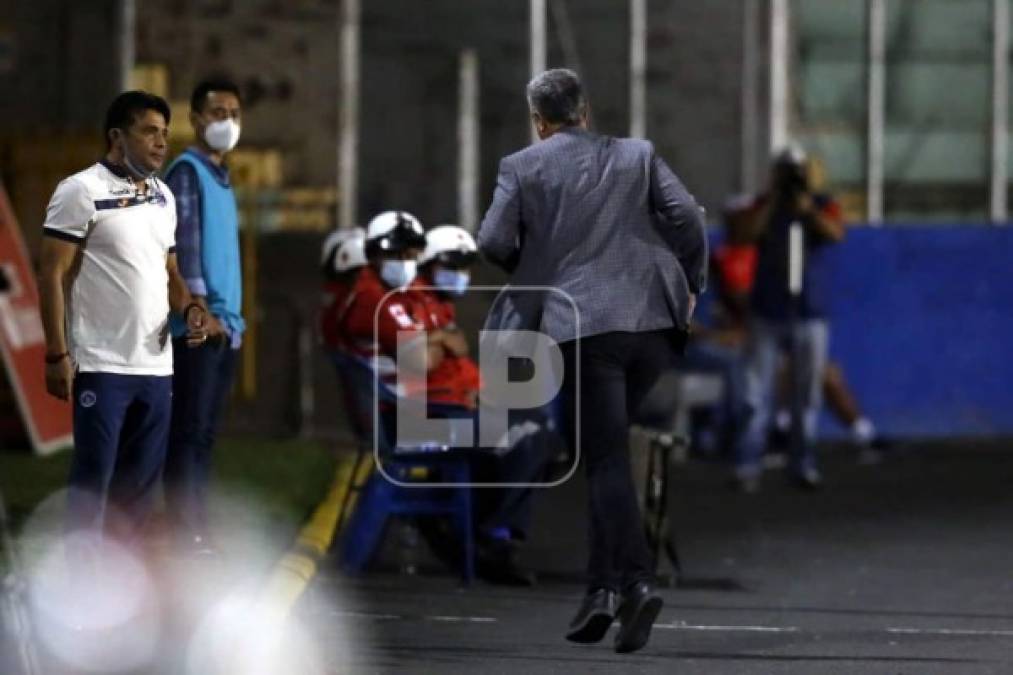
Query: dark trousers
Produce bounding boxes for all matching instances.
[67,372,172,539]
[165,338,237,535]
[561,329,679,592]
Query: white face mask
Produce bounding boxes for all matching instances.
[433,269,470,296]
[380,260,417,288]
[204,118,241,152]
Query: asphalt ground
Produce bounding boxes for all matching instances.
[301,442,1013,674]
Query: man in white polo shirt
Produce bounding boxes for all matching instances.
[38,91,207,540]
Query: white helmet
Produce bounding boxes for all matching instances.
[320,227,367,273]
[364,210,426,257]
[420,224,478,267]
[334,232,367,273]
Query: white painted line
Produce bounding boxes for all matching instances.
[655,622,800,633]
[330,610,497,624]
[332,610,402,621]
[328,612,1013,639]
[887,627,1013,638]
[429,616,498,624]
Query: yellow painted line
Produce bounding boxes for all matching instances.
[260,451,373,618]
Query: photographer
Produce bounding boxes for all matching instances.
[732,146,844,492]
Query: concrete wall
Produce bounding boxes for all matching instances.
[130,0,750,221]
[0,0,124,136]
[647,0,758,211]
[136,1,341,188]
[1,0,754,237]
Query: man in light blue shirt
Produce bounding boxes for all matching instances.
[163,79,245,553]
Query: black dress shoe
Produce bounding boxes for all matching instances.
[614,582,663,654]
[565,588,617,643]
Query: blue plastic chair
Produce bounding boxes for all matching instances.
[329,351,476,583]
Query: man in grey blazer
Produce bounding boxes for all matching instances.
[478,69,707,654]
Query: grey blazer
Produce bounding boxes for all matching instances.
[477,127,707,344]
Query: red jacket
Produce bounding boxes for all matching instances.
[338,267,479,407]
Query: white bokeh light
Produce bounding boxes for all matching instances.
[28,530,160,672]
[15,487,358,673]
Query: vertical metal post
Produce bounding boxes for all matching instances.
[741,0,761,193]
[992,0,1010,223]
[789,222,805,296]
[118,0,136,91]
[867,0,886,224]
[530,0,547,142]
[769,0,790,153]
[550,0,584,73]
[630,0,647,138]
[787,220,806,474]
[339,0,361,229]
[458,49,480,232]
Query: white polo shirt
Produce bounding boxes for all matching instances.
[43,161,177,375]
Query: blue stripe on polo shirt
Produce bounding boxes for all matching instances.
[94,193,168,210]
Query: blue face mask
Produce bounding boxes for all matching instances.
[433,269,470,296]
[380,260,417,288]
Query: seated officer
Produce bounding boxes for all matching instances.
[414,224,482,408]
[319,227,366,353]
[339,212,551,585]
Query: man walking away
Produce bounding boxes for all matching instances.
[478,69,707,653]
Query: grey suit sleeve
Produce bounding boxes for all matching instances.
[477,157,522,273]
[649,148,708,294]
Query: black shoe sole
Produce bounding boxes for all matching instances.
[614,596,663,654]
[565,611,614,644]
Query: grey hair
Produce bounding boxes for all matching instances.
[526,68,586,125]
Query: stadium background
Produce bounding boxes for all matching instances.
[1,0,1010,441]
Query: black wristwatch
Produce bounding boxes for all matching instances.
[45,352,69,364]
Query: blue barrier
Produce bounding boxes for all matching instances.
[819,225,1013,437]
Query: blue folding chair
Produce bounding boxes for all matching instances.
[329,350,476,583]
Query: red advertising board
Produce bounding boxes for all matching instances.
[0,181,72,454]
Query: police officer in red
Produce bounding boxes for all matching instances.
[319,227,367,354]
[340,212,551,585]
[339,212,452,387]
[414,224,482,408]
